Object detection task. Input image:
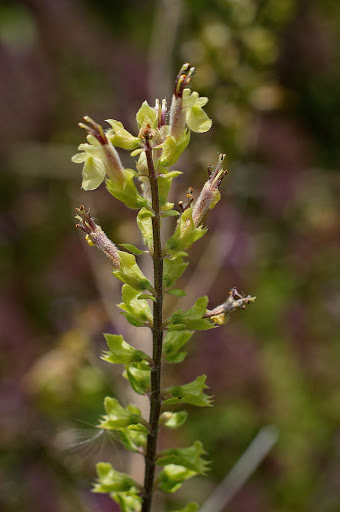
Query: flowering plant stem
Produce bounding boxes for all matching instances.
[142,138,164,512]
[72,63,255,512]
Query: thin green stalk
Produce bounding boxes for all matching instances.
[142,136,164,512]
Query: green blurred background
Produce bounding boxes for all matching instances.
[0,1,339,511]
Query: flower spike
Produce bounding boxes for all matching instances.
[71,64,256,512]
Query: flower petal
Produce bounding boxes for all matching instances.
[186,105,212,133]
[81,157,106,190]
[72,152,87,163]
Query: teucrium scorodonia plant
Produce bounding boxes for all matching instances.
[73,63,255,512]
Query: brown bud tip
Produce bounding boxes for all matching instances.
[75,205,97,234]
[139,124,156,142]
[79,116,108,145]
[209,153,228,188]
[175,63,196,98]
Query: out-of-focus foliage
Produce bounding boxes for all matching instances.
[0,1,339,512]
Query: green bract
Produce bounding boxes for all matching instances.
[113,251,153,293]
[164,207,207,255]
[98,397,143,430]
[158,170,182,209]
[113,491,142,512]
[106,119,140,150]
[157,464,197,493]
[118,284,153,326]
[137,208,154,252]
[163,330,193,363]
[172,504,199,512]
[167,296,215,331]
[163,255,188,289]
[136,101,158,130]
[106,170,148,209]
[94,462,140,494]
[164,375,213,407]
[124,362,151,395]
[117,424,148,453]
[157,441,209,474]
[159,131,190,167]
[102,333,150,365]
[159,410,188,429]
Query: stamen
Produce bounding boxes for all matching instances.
[79,116,108,145]
[75,205,97,234]
[178,187,194,212]
[210,154,228,188]
[174,63,195,98]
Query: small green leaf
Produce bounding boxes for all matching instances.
[157,441,209,474]
[98,397,143,430]
[161,210,180,217]
[117,424,148,453]
[183,296,209,318]
[159,131,190,167]
[159,410,188,429]
[112,490,142,512]
[119,284,153,324]
[136,101,158,130]
[114,252,153,292]
[164,207,207,254]
[163,256,188,289]
[167,323,187,331]
[124,363,151,395]
[102,334,149,364]
[166,289,187,297]
[106,170,148,210]
[137,294,156,302]
[119,243,145,255]
[106,119,140,150]
[158,171,182,208]
[120,312,145,327]
[163,330,193,363]
[137,208,154,252]
[166,296,215,331]
[183,318,214,330]
[171,251,189,259]
[172,503,199,512]
[93,462,139,494]
[157,464,196,493]
[164,375,213,407]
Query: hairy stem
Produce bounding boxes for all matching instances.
[142,139,164,512]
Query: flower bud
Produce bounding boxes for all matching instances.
[192,154,227,227]
[76,206,120,268]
